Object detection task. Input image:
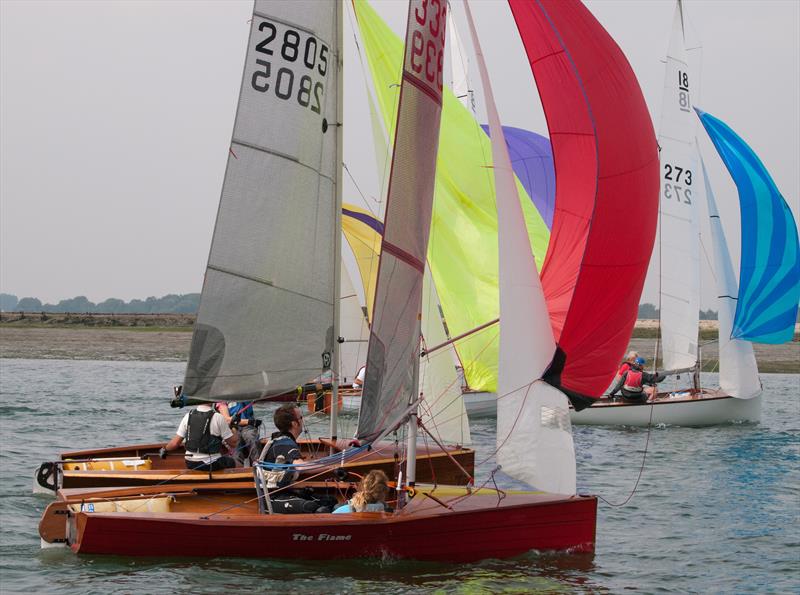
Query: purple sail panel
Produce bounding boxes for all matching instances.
[481,125,555,229]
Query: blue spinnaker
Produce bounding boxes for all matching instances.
[481,125,555,229]
[696,108,799,344]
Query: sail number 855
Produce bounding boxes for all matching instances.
[663,163,692,205]
[250,20,327,115]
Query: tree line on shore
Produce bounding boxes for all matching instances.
[0,292,719,319]
[0,293,200,314]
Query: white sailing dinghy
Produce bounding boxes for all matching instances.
[571,0,799,427]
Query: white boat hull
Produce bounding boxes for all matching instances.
[570,390,762,427]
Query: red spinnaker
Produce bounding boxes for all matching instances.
[508,0,659,402]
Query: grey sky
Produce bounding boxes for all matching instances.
[1,0,797,308]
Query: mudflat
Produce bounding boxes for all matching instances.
[0,314,797,373]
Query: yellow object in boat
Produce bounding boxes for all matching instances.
[62,458,152,472]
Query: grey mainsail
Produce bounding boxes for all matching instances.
[184,1,340,400]
[356,0,447,442]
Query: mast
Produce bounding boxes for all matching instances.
[328,0,344,451]
[405,319,421,490]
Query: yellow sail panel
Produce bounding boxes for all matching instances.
[354,0,550,391]
[342,204,382,321]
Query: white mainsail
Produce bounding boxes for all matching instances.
[700,156,762,400]
[657,1,701,373]
[357,0,447,443]
[464,0,574,494]
[184,1,340,400]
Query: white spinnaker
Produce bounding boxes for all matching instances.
[658,2,701,373]
[339,263,370,385]
[700,156,762,399]
[464,0,574,494]
[184,0,339,400]
[420,266,471,446]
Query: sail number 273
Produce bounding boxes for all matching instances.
[250,19,327,115]
[663,163,692,205]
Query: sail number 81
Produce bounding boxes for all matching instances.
[251,20,327,115]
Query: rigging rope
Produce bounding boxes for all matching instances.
[596,402,655,508]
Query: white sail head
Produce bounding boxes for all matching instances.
[657,1,701,373]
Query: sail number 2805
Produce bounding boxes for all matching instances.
[663,163,692,205]
[250,19,327,115]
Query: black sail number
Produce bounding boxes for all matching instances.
[663,163,693,205]
[250,19,327,116]
[255,21,276,55]
[252,59,271,92]
[664,163,693,185]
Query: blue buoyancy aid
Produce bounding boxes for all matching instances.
[226,401,254,420]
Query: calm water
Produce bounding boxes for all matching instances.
[0,358,798,593]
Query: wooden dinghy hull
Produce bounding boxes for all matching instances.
[37,440,475,492]
[63,487,597,562]
[570,390,762,427]
[309,389,497,418]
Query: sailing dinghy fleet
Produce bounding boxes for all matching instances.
[35,0,796,561]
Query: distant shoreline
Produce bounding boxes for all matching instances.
[1,312,798,373]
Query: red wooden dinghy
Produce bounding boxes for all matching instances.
[61,485,596,561]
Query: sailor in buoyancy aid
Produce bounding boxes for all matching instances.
[609,357,665,403]
[160,404,238,471]
[258,404,337,514]
[216,401,261,467]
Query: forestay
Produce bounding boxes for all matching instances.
[184,1,340,400]
[464,0,573,494]
[657,2,701,373]
[700,156,761,399]
[357,0,447,442]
